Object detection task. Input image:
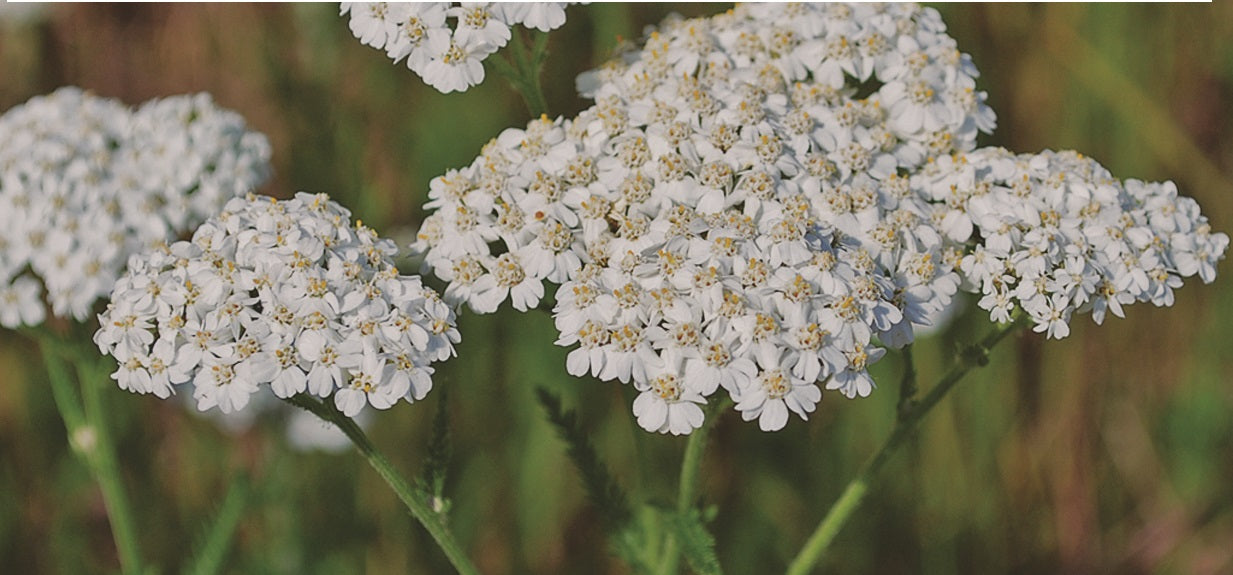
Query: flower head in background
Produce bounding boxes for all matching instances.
[95,193,460,417]
[183,386,373,454]
[0,87,271,328]
[412,3,997,433]
[340,2,579,93]
[916,148,1228,338]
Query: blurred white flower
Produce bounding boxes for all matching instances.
[285,407,372,454]
[0,87,271,328]
[96,193,460,418]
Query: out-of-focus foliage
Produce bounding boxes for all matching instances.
[0,4,1231,573]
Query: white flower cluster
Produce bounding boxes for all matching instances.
[0,87,271,328]
[412,3,997,433]
[95,193,460,417]
[917,148,1228,338]
[341,2,577,93]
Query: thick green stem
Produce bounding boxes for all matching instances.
[285,394,480,575]
[35,331,143,575]
[657,399,728,575]
[784,319,1023,575]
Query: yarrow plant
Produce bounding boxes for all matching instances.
[412,2,1000,433]
[4,5,1224,575]
[341,2,579,93]
[95,192,460,417]
[0,87,271,327]
[395,3,1228,571]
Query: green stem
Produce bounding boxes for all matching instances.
[657,398,729,575]
[34,330,143,575]
[784,319,1024,575]
[78,358,143,575]
[186,473,250,575]
[896,345,917,423]
[38,336,85,431]
[285,394,480,575]
[490,29,550,117]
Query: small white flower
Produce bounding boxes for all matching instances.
[341,2,394,49]
[826,343,885,399]
[449,2,510,54]
[193,354,255,414]
[0,276,46,329]
[632,368,706,436]
[342,2,581,93]
[496,2,569,32]
[420,28,488,93]
[735,349,822,432]
[333,351,400,417]
[384,3,449,72]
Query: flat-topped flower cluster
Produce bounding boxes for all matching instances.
[342,2,578,93]
[411,3,999,433]
[0,88,271,328]
[96,193,459,416]
[917,148,1228,338]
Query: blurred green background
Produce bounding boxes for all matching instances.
[1,3,1232,574]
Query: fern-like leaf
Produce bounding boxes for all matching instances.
[184,473,251,575]
[671,508,723,575]
[535,387,632,530]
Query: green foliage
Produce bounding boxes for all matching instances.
[670,509,723,575]
[419,388,453,508]
[535,388,632,530]
[185,474,251,575]
[612,505,669,575]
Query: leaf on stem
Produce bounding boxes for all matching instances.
[185,473,251,575]
[612,504,670,575]
[534,387,632,530]
[419,387,452,513]
[669,508,723,575]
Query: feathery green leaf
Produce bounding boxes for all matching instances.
[184,473,251,575]
[670,508,722,575]
[420,387,452,503]
[535,387,632,530]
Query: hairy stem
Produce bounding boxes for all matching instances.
[489,29,550,117]
[285,394,480,575]
[785,319,1023,575]
[658,398,729,575]
[35,331,143,575]
[896,344,917,422]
